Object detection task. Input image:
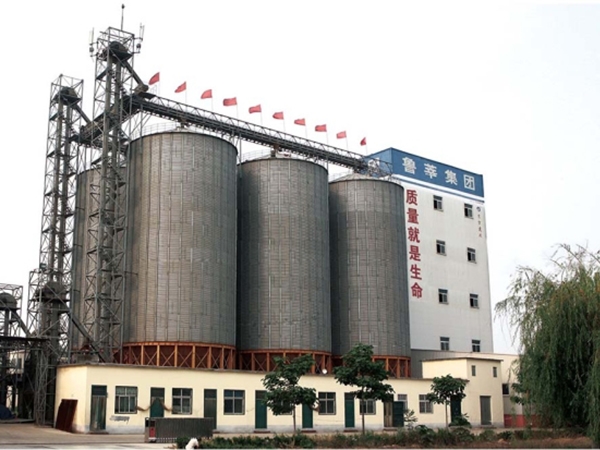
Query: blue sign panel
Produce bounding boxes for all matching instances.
[366,148,484,198]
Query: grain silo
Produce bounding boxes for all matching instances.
[237,157,332,373]
[329,174,411,377]
[70,169,92,352]
[123,131,238,369]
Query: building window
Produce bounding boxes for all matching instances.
[318,392,336,415]
[224,389,245,415]
[359,399,376,415]
[467,247,477,263]
[433,195,443,211]
[471,365,477,376]
[464,203,473,218]
[397,394,408,411]
[115,386,137,414]
[472,339,481,352]
[436,240,446,255]
[440,336,450,351]
[493,367,498,378]
[502,384,509,395]
[172,388,192,415]
[470,293,479,308]
[419,394,433,414]
[438,289,448,304]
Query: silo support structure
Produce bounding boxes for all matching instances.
[120,342,236,369]
[238,350,332,374]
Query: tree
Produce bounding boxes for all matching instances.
[426,374,466,428]
[495,244,600,446]
[261,354,317,433]
[333,343,394,434]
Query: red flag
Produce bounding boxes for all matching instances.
[249,104,262,114]
[223,97,237,106]
[315,124,327,132]
[149,72,160,85]
[273,112,284,120]
[336,131,347,139]
[175,82,187,93]
[294,118,306,126]
[201,89,212,99]
[360,137,367,146]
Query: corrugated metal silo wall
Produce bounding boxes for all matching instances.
[71,169,96,349]
[238,158,331,353]
[329,177,410,357]
[125,132,238,346]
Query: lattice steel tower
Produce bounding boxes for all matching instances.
[81,27,143,362]
[27,76,86,424]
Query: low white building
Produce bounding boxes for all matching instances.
[55,357,503,434]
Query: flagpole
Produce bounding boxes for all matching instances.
[260,112,263,126]
[211,97,214,112]
[345,137,348,150]
[236,104,239,119]
[283,121,286,133]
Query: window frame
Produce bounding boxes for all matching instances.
[440,336,450,351]
[359,398,376,415]
[224,389,245,415]
[172,388,193,415]
[471,365,477,376]
[436,240,446,256]
[502,384,510,395]
[464,203,473,218]
[114,386,138,414]
[396,394,408,411]
[472,339,481,353]
[493,367,498,378]
[318,392,336,415]
[467,247,477,263]
[438,288,449,304]
[470,293,479,308]
[433,195,443,211]
[419,394,433,414]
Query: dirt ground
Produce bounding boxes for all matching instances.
[463,436,593,448]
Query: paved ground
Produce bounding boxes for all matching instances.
[0,423,165,449]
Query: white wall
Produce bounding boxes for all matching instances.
[402,182,493,353]
[55,359,503,434]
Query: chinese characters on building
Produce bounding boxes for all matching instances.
[406,189,423,299]
[477,206,483,238]
[402,156,476,192]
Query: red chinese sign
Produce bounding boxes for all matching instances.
[406,189,422,298]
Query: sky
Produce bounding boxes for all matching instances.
[1,1,599,355]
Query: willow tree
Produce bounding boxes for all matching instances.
[495,244,600,446]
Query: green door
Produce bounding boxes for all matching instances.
[255,391,267,429]
[392,401,405,427]
[480,396,491,425]
[302,403,313,429]
[450,397,462,423]
[204,389,217,429]
[90,385,107,432]
[150,387,164,418]
[344,393,355,428]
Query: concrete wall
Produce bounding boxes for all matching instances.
[55,358,503,434]
[403,183,493,353]
[422,358,504,427]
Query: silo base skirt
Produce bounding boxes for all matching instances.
[238,350,332,374]
[120,342,236,369]
[332,355,411,378]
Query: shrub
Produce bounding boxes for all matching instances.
[450,413,471,427]
[176,436,190,449]
[477,429,497,442]
[497,430,514,440]
[451,426,475,443]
